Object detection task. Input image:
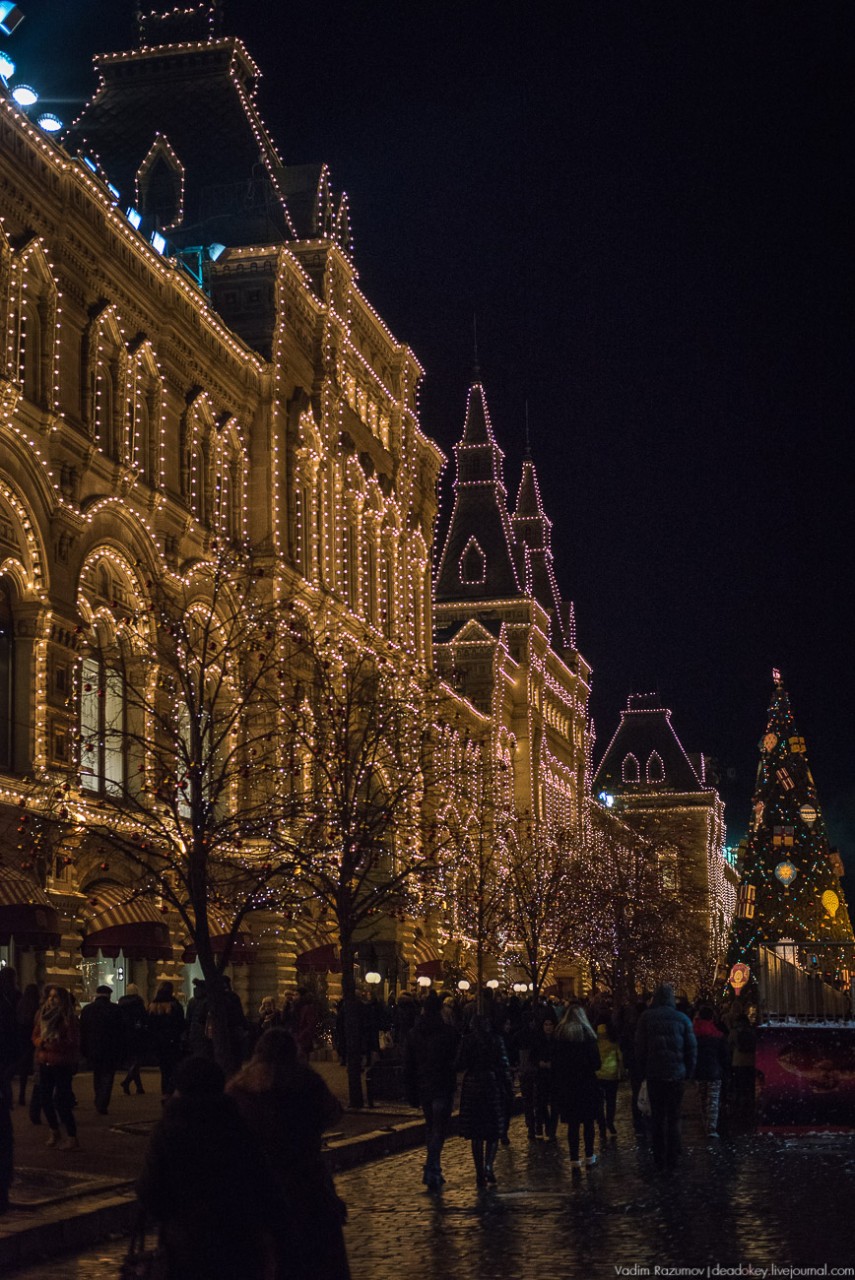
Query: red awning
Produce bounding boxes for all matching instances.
[296,942,341,974]
[415,957,444,980]
[0,867,61,950]
[81,885,172,961]
[181,908,255,966]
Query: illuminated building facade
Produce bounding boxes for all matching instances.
[594,692,737,973]
[0,3,443,1002]
[429,376,594,990]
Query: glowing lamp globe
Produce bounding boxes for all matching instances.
[485,979,499,989]
[364,971,381,985]
[11,83,38,108]
[37,113,63,133]
[457,979,470,992]
[0,51,15,80]
[416,975,431,988]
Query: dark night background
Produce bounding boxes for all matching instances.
[6,1,854,867]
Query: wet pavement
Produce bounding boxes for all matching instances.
[5,1091,854,1279]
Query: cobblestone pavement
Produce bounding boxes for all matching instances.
[6,1097,855,1279]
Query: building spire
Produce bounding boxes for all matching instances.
[472,313,480,383]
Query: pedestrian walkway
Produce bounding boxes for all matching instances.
[5,1092,854,1279]
[0,1060,427,1271]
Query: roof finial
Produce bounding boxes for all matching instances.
[472,313,480,383]
[524,400,532,458]
[772,667,783,687]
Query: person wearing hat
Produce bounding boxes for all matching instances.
[80,985,126,1116]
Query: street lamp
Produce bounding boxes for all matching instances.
[365,971,381,986]
[416,975,431,988]
[486,979,499,990]
[457,979,470,992]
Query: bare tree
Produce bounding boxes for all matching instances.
[61,546,301,1071]
[566,810,709,1004]
[503,817,579,1001]
[277,624,441,1107]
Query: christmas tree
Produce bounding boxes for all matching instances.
[729,671,855,981]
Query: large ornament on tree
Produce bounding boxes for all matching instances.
[821,890,840,919]
[775,860,798,887]
[799,805,818,827]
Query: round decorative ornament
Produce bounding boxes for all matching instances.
[775,860,798,887]
[753,800,765,825]
[763,733,778,753]
[729,962,750,993]
[799,805,818,827]
[821,890,839,919]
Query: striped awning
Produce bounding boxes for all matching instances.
[181,907,255,966]
[0,866,61,950]
[81,885,172,961]
[290,919,340,973]
[412,934,443,980]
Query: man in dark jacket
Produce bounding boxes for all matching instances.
[404,993,460,1191]
[635,982,696,1171]
[79,985,125,1115]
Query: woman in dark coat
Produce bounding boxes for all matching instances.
[551,1005,601,1170]
[137,1055,281,1280]
[118,984,148,1095]
[456,1013,512,1187]
[146,982,185,1097]
[227,1027,350,1280]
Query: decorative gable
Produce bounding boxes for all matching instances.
[459,537,486,586]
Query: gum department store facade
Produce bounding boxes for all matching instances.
[0,5,730,1008]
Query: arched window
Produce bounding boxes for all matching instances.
[622,753,640,783]
[0,578,13,771]
[137,136,185,231]
[460,538,485,585]
[647,751,665,784]
[383,556,394,638]
[80,653,126,797]
[365,540,378,626]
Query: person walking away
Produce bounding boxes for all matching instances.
[0,967,19,1213]
[497,1014,517,1144]
[595,1019,623,1143]
[228,1027,351,1280]
[293,988,318,1061]
[531,1016,558,1139]
[404,992,460,1192]
[147,982,185,1097]
[15,982,40,1107]
[32,985,80,1150]
[635,982,697,1171]
[512,1012,539,1140]
[183,979,209,1059]
[118,983,148,1094]
[728,1014,757,1131]
[615,998,647,1132]
[79,985,125,1115]
[693,1004,728,1138]
[136,1055,282,1280]
[221,975,249,1070]
[456,1013,512,1188]
[552,1004,601,1171]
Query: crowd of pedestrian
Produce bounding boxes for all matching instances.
[0,966,759,1278]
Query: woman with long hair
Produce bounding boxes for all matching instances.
[32,985,79,1150]
[552,1004,601,1171]
[227,1027,350,1280]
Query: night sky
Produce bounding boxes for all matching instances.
[7,1,855,866]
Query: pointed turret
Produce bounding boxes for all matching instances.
[511,450,571,648]
[435,380,521,602]
[729,672,855,976]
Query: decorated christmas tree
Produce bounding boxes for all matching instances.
[729,671,855,981]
